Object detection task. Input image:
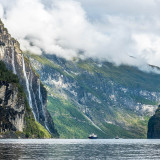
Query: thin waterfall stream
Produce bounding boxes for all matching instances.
[22,55,36,119]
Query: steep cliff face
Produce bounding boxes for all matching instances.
[147,106,160,139]
[0,81,25,134]
[0,20,58,137]
[28,53,160,138]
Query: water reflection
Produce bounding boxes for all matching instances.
[0,139,160,160]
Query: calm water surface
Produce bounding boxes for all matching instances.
[0,139,160,160]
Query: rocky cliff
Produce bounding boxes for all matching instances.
[0,61,51,138]
[0,81,25,134]
[147,105,160,139]
[0,19,58,137]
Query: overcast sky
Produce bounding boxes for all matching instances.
[0,0,160,71]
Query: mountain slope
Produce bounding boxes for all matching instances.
[28,53,160,138]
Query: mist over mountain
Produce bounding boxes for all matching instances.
[1,0,160,71]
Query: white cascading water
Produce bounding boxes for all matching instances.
[38,80,51,133]
[22,55,36,119]
[11,42,16,74]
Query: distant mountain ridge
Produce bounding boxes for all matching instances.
[27,53,160,138]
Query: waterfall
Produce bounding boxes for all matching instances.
[22,55,36,119]
[11,42,16,74]
[38,80,51,133]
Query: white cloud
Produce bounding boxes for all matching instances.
[0,0,160,71]
[0,4,3,17]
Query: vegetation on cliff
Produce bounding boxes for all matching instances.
[0,61,19,83]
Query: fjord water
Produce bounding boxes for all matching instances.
[0,139,160,160]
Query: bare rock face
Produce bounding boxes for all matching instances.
[0,19,58,137]
[0,81,25,133]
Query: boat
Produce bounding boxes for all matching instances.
[88,133,98,139]
[115,136,119,139]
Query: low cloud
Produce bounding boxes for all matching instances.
[0,0,160,72]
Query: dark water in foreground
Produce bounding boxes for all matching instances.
[0,139,160,160]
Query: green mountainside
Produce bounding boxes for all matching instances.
[28,53,160,138]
